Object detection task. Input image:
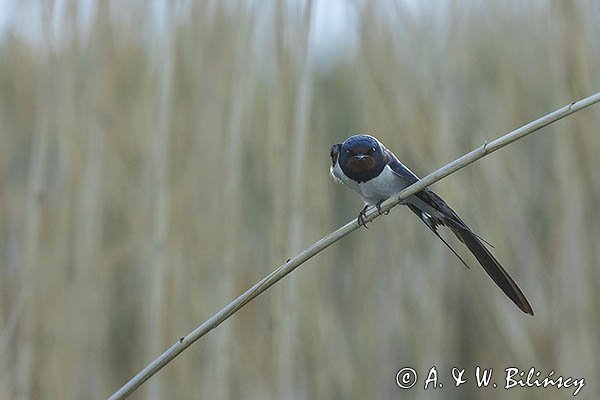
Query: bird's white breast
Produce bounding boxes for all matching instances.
[331,163,408,206]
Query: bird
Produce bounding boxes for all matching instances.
[329,133,534,315]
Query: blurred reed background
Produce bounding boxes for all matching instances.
[1,1,599,399]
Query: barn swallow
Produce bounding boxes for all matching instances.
[330,134,533,315]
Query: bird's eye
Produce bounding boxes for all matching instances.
[369,147,376,154]
[345,149,353,156]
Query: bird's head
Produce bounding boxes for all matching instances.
[337,134,386,182]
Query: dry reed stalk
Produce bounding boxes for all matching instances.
[147,4,175,400]
[108,92,600,400]
[280,1,314,397]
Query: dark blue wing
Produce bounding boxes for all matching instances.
[383,147,533,315]
[383,148,420,185]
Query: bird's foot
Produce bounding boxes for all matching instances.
[375,200,390,216]
[357,205,370,229]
